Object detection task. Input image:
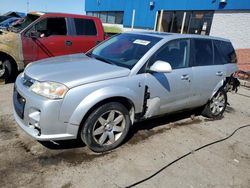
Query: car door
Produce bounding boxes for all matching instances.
[22,17,74,63]
[189,38,226,107]
[144,39,193,118]
[69,18,103,53]
[22,30,38,64]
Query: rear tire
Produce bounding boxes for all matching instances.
[81,102,131,153]
[202,89,227,118]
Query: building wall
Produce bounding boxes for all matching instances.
[210,11,250,70]
[85,0,250,29]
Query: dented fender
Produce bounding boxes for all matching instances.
[210,78,226,100]
[68,86,139,126]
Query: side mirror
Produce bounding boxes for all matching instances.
[149,60,172,73]
[29,31,40,39]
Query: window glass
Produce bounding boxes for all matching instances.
[188,11,213,35]
[89,11,123,24]
[35,18,67,37]
[86,12,93,16]
[99,12,107,23]
[91,33,161,69]
[74,18,97,36]
[93,12,99,18]
[214,40,237,64]
[107,12,115,24]
[171,11,184,33]
[12,14,39,33]
[35,19,47,32]
[160,12,174,32]
[158,11,213,35]
[150,39,190,69]
[213,40,225,65]
[115,12,123,24]
[193,39,213,66]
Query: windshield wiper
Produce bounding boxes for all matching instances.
[92,54,115,65]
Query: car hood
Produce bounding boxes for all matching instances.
[0,30,17,44]
[25,54,130,88]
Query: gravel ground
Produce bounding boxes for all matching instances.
[0,83,250,188]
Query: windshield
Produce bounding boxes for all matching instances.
[90,33,161,69]
[9,14,40,33]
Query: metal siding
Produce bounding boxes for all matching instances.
[85,0,126,11]
[85,0,250,29]
[123,0,156,28]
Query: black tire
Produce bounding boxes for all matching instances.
[81,102,131,153]
[202,89,227,118]
[0,58,13,82]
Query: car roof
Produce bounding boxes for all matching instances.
[27,11,97,20]
[125,31,230,42]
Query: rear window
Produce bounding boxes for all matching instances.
[214,40,237,64]
[193,39,213,66]
[74,18,97,36]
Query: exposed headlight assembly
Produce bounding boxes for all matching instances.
[30,81,68,99]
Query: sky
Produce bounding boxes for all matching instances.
[0,0,85,15]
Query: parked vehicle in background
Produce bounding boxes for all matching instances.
[0,17,20,29]
[13,32,238,152]
[0,16,12,23]
[0,12,105,81]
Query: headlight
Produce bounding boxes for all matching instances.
[30,81,68,99]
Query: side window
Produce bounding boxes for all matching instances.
[73,18,97,36]
[149,39,190,69]
[35,17,67,37]
[193,39,213,66]
[214,40,237,64]
[213,40,226,65]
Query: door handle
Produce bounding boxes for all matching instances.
[65,40,72,46]
[181,74,189,80]
[216,71,223,76]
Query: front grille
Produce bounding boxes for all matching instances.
[13,86,26,119]
[22,74,35,88]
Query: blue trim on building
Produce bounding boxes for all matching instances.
[85,0,250,29]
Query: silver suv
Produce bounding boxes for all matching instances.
[13,32,238,152]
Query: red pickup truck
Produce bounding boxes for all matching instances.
[0,12,105,81]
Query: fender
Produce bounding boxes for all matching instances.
[0,44,18,61]
[209,78,225,100]
[0,33,24,70]
[68,86,139,126]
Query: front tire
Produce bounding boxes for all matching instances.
[0,58,14,82]
[81,102,131,153]
[202,89,227,118]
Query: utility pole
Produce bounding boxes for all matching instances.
[27,0,30,13]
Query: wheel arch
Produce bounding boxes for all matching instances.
[209,78,226,100]
[76,96,135,138]
[0,51,18,74]
[210,73,236,100]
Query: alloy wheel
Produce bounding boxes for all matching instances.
[209,91,226,116]
[92,110,126,145]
